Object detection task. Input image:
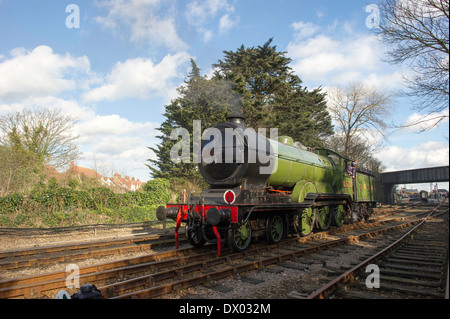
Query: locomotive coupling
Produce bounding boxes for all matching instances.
[206,207,231,225]
[156,206,179,221]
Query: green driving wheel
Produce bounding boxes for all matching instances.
[300,207,315,236]
[317,206,331,230]
[266,215,284,244]
[228,220,252,252]
[332,204,345,226]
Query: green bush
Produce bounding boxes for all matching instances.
[90,187,117,209]
[0,179,176,227]
[142,178,172,204]
[120,205,158,223]
[0,192,24,212]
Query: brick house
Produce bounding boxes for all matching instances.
[102,173,145,191]
[45,162,146,191]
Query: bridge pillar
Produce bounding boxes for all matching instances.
[382,183,395,204]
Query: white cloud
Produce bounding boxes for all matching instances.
[0,96,95,121]
[291,21,320,40]
[201,28,213,42]
[185,0,233,25]
[95,0,187,51]
[88,135,145,156]
[185,0,237,41]
[288,34,378,79]
[74,114,158,138]
[316,10,325,19]
[287,21,403,89]
[0,46,91,101]
[219,14,238,34]
[79,148,153,179]
[375,141,449,171]
[402,110,449,132]
[74,113,159,181]
[82,52,191,102]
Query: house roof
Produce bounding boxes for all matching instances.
[68,164,102,179]
[43,162,145,191]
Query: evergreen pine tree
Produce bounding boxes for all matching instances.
[214,38,333,147]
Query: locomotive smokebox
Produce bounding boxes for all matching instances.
[199,111,274,188]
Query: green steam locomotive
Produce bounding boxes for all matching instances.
[157,114,377,255]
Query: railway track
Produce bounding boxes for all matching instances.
[291,205,449,299]
[0,203,440,299]
[0,203,420,271]
[0,232,182,271]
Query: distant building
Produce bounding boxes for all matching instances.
[102,173,145,191]
[44,162,146,191]
[400,188,419,198]
[68,161,102,180]
[436,189,448,198]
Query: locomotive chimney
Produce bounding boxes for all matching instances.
[226,112,246,127]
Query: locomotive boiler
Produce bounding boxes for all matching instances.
[157,114,376,255]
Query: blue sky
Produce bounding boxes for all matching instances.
[0,0,448,191]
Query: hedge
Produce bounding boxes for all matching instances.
[0,178,173,213]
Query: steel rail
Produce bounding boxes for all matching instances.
[0,204,415,262]
[306,206,448,299]
[0,246,199,298]
[110,216,427,299]
[0,236,183,271]
[0,233,172,259]
[0,204,434,299]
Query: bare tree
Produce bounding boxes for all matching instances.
[324,134,385,173]
[0,108,80,170]
[327,82,393,158]
[376,0,449,129]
